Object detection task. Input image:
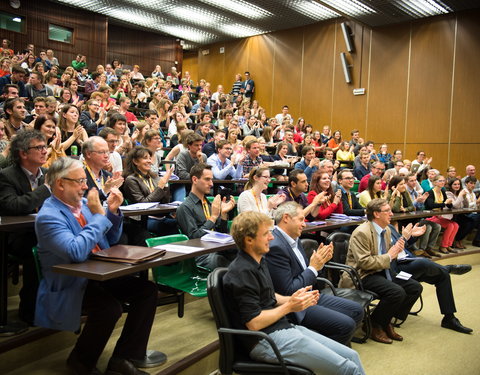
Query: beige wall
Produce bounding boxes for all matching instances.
[182,10,480,173]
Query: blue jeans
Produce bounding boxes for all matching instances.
[250,325,365,375]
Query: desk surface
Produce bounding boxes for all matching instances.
[51,238,236,281]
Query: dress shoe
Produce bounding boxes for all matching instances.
[130,350,167,368]
[413,249,431,259]
[446,264,472,275]
[385,324,403,341]
[438,247,449,254]
[370,326,392,344]
[453,241,466,249]
[105,357,149,375]
[447,247,458,253]
[425,248,438,257]
[441,317,473,334]
[66,351,102,375]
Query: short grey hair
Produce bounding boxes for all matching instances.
[82,136,105,156]
[273,201,302,225]
[319,159,333,168]
[46,157,83,187]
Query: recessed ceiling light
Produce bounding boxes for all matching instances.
[199,0,272,19]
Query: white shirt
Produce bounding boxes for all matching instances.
[109,151,123,173]
[276,226,319,276]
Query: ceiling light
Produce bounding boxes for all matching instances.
[220,23,266,38]
[395,0,451,17]
[320,0,377,16]
[12,17,22,22]
[293,0,340,21]
[199,0,272,19]
[173,6,221,26]
[160,25,213,44]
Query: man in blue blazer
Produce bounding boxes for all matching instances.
[265,201,364,345]
[35,158,158,375]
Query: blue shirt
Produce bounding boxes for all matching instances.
[294,159,317,181]
[206,153,243,180]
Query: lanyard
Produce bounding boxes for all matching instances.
[84,162,104,190]
[202,200,211,219]
[251,190,264,212]
[138,174,155,193]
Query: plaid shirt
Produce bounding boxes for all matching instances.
[241,154,263,175]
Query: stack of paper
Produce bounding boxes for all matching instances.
[201,231,235,244]
[120,202,159,211]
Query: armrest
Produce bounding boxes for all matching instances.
[218,328,289,375]
[316,277,337,296]
[324,262,365,291]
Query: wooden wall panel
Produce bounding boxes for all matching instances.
[107,24,179,78]
[223,38,249,95]
[270,28,304,119]
[405,143,448,172]
[450,12,480,144]
[302,22,336,128]
[449,145,480,175]
[406,16,455,144]
[331,22,369,135]
[197,42,225,94]
[366,24,410,146]
[182,51,199,84]
[246,34,275,115]
[0,1,107,69]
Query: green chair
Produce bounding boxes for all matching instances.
[32,246,43,281]
[146,234,210,318]
[351,180,360,193]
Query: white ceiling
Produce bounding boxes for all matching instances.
[51,0,480,50]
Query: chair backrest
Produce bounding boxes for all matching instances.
[326,232,351,286]
[207,268,235,374]
[32,246,43,281]
[300,238,318,259]
[145,234,189,248]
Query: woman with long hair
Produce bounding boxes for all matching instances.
[58,104,88,155]
[141,129,164,174]
[327,130,342,153]
[272,141,294,181]
[122,146,175,235]
[307,171,343,219]
[425,175,459,254]
[33,115,65,167]
[358,175,385,207]
[336,141,355,168]
[446,177,475,250]
[155,98,172,129]
[66,78,84,108]
[387,175,414,213]
[237,167,286,216]
[98,85,115,111]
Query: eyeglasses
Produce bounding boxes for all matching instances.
[259,175,271,180]
[62,177,88,185]
[28,145,47,151]
[380,208,392,213]
[151,137,161,140]
[342,177,354,180]
[91,150,109,155]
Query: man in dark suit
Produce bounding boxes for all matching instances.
[338,169,365,217]
[241,71,255,99]
[389,223,472,334]
[341,198,423,344]
[265,201,364,345]
[0,129,51,324]
[81,136,123,202]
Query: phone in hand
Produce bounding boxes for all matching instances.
[219,187,232,201]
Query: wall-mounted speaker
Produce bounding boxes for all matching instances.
[340,52,352,84]
[341,22,355,53]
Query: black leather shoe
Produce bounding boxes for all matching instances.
[446,264,472,275]
[441,317,473,334]
[105,357,148,375]
[66,351,102,375]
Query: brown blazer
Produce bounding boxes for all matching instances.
[339,221,392,288]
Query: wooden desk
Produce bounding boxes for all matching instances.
[0,215,37,335]
[169,179,288,185]
[301,208,480,234]
[120,203,177,217]
[52,239,236,281]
